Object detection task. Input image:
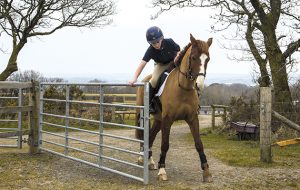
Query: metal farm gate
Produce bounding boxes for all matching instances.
[38,82,150,184]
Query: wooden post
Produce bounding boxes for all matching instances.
[260,87,272,163]
[211,105,215,129]
[223,107,227,124]
[17,88,23,148]
[29,81,40,154]
[111,95,116,121]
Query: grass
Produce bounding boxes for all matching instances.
[185,128,300,168]
[1,125,299,189]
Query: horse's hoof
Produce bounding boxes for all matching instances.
[203,170,213,183]
[203,175,213,183]
[137,161,157,170]
[149,157,157,170]
[137,158,143,166]
[137,156,157,170]
[158,174,168,181]
[157,168,168,181]
[149,163,157,170]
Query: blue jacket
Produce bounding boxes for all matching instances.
[142,38,180,64]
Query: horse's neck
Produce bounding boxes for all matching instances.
[178,47,194,88]
[180,48,190,72]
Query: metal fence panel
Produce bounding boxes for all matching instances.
[38,82,150,184]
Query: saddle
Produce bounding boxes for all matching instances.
[152,65,175,112]
[154,61,176,94]
[151,62,201,113]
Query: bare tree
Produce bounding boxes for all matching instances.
[150,0,300,105]
[0,0,116,81]
[8,69,45,82]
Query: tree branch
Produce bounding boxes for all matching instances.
[249,0,267,25]
[283,39,300,60]
[0,0,116,80]
[270,0,281,25]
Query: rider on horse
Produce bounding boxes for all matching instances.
[128,26,180,113]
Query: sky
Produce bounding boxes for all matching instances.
[0,0,299,83]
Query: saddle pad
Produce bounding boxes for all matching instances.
[155,70,174,97]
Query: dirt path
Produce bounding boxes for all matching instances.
[1,115,299,189]
[148,122,300,189]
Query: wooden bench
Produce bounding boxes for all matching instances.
[0,130,29,138]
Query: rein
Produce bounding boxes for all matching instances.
[177,71,195,91]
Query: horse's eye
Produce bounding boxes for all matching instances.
[192,56,198,61]
[206,57,210,62]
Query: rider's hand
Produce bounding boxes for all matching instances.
[128,79,137,86]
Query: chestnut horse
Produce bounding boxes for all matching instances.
[135,34,212,182]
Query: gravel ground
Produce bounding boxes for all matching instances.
[0,115,299,190]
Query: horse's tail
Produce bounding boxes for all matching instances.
[135,85,144,140]
[135,74,152,140]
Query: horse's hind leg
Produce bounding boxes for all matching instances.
[186,115,212,183]
[148,119,162,170]
[138,119,161,170]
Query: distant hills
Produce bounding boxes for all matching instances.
[63,73,257,86]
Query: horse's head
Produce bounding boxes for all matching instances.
[189,34,212,91]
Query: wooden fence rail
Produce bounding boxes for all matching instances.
[0,106,33,114]
[272,111,300,132]
[211,104,229,129]
[0,130,29,138]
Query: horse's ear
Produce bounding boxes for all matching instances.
[207,38,213,47]
[190,33,196,44]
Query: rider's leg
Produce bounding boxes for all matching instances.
[148,83,156,113]
[149,63,169,113]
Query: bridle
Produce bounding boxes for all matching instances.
[176,50,206,91]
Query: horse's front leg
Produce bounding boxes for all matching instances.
[186,114,212,183]
[138,119,161,170]
[157,117,173,181]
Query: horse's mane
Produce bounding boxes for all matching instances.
[174,42,191,66]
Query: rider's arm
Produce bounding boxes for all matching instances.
[128,60,147,86]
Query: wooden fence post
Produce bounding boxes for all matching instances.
[111,95,116,121]
[222,107,227,124]
[260,87,272,163]
[29,81,40,154]
[211,105,215,129]
[210,105,229,129]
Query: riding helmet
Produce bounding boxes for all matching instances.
[146,26,164,44]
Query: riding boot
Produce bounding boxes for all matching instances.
[149,84,156,114]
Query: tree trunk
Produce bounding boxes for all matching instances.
[258,64,271,87]
[264,31,292,121]
[269,61,292,104]
[0,42,25,81]
[269,58,293,117]
[0,60,18,81]
[267,49,292,105]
